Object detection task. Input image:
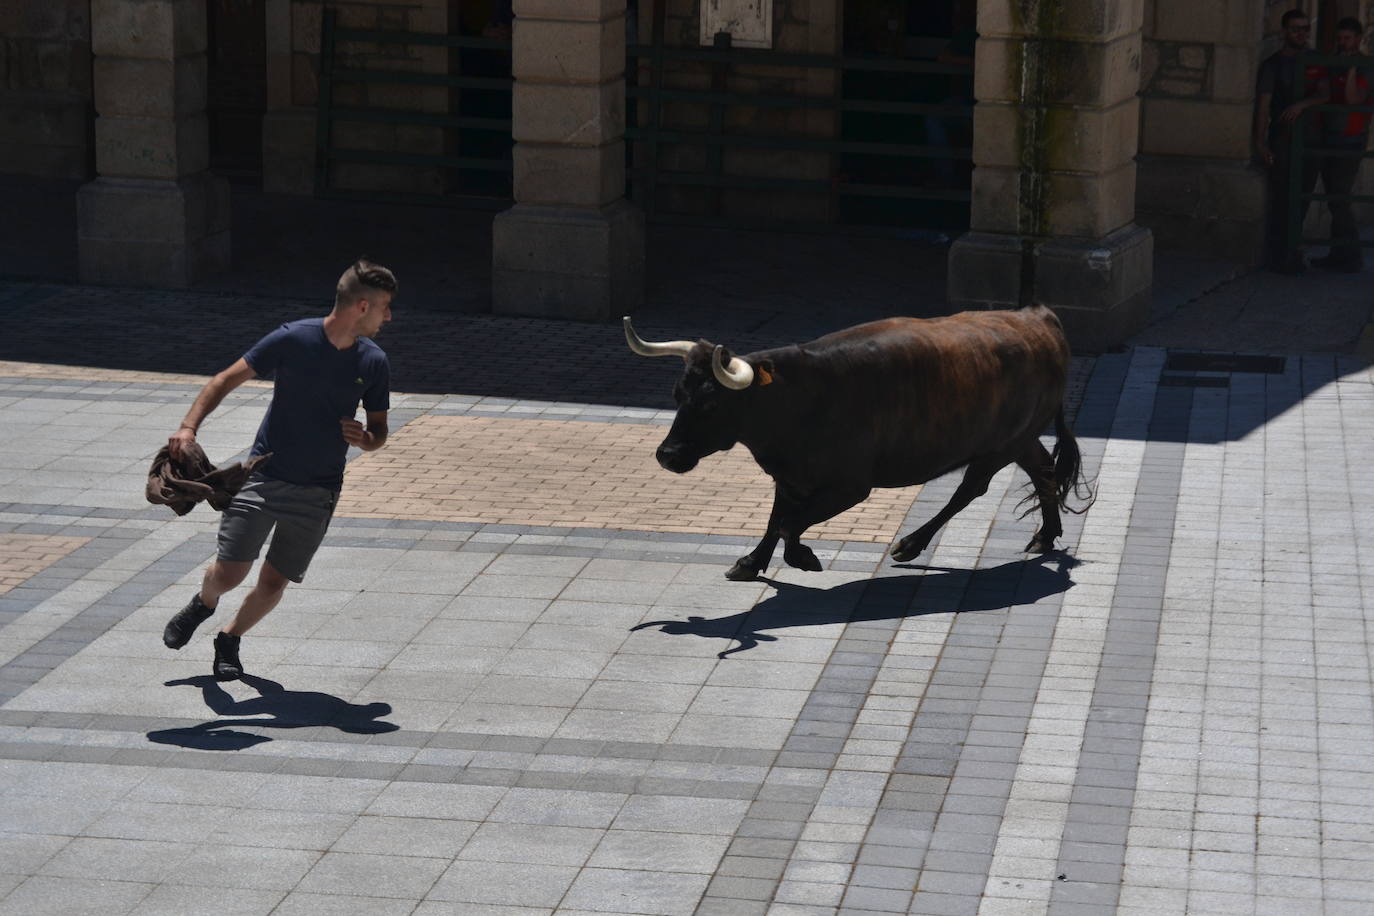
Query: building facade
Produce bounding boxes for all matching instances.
[1,0,1369,349]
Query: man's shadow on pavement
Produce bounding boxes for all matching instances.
[632,554,1078,658]
[147,674,398,751]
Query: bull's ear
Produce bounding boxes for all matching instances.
[756,359,777,386]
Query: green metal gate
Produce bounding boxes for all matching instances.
[314,8,513,207]
[626,5,974,234]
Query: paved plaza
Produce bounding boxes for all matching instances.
[0,257,1372,916]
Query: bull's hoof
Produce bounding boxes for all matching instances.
[890,536,928,563]
[1025,534,1058,554]
[725,558,761,581]
[783,543,822,572]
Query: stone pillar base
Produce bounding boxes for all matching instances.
[948,224,1153,354]
[1135,155,1265,265]
[77,174,231,287]
[262,108,317,196]
[492,200,645,320]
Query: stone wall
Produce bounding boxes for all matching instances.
[1135,0,1267,263]
[0,1,92,178]
[949,0,1152,352]
[640,0,840,222]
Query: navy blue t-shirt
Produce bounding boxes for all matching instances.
[244,318,390,491]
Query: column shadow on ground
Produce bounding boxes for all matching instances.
[146,673,398,751]
[631,554,1077,658]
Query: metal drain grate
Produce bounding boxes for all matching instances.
[1164,353,1287,374]
[1159,375,1230,388]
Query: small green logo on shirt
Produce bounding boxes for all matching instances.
[354,377,364,385]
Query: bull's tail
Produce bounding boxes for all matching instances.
[1051,408,1095,514]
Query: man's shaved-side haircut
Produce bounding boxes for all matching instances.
[335,258,398,310]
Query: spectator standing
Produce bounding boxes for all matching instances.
[1314,17,1371,272]
[1255,9,1329,272]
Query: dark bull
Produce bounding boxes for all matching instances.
[624,305,1093,581]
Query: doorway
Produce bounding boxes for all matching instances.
[625,0,974,233]
[838,0,975,232]
[207,0,267,182]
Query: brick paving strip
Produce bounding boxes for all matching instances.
[0,361,265,387]
[0,364,917,541]
[337,414,917,542]
[0,534,91,595]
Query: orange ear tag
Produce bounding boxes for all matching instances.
[757,367,773,386]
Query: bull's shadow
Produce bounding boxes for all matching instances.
[147,674,398,751]
[632,554,1077,658]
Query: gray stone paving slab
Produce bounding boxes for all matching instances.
[428,859,578,905]
[296,850,450,899]
[564,868,713,915]
[266,893,418,916]
[0,875,154,916]
[125,884,287,916]
[169,844,320,891]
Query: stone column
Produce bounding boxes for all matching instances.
[77,0,229,287]
[492,0,644,320]
[948,0,1152,352]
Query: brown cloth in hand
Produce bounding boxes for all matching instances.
[146,442,272,516]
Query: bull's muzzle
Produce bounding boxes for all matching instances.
[656,442,698,474]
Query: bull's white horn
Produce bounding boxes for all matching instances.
[712,345,755,390]
[623,317,694,360]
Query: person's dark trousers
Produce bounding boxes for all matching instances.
[1265,150,1321,271]
[1320,149,1364,267]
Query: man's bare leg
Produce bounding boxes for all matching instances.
[199,559,252,609]
[164,559,251,649]
[213,562,290,681]
[221,561,290,637]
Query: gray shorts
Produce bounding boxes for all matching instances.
[217,474,339,583]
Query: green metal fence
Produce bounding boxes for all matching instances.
[312,7,974,230]
[1286,52,1374,261]
[626,20,973,234]
[314,8,513,207]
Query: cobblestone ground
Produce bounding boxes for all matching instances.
[1,277,1372,915]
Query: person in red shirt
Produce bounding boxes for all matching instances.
[1315,18,1371,272]
[1255,10,1330,272]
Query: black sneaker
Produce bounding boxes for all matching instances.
[163,594,214,649]
[213,633,243,682]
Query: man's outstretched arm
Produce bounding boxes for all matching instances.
[169,358,258,459]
